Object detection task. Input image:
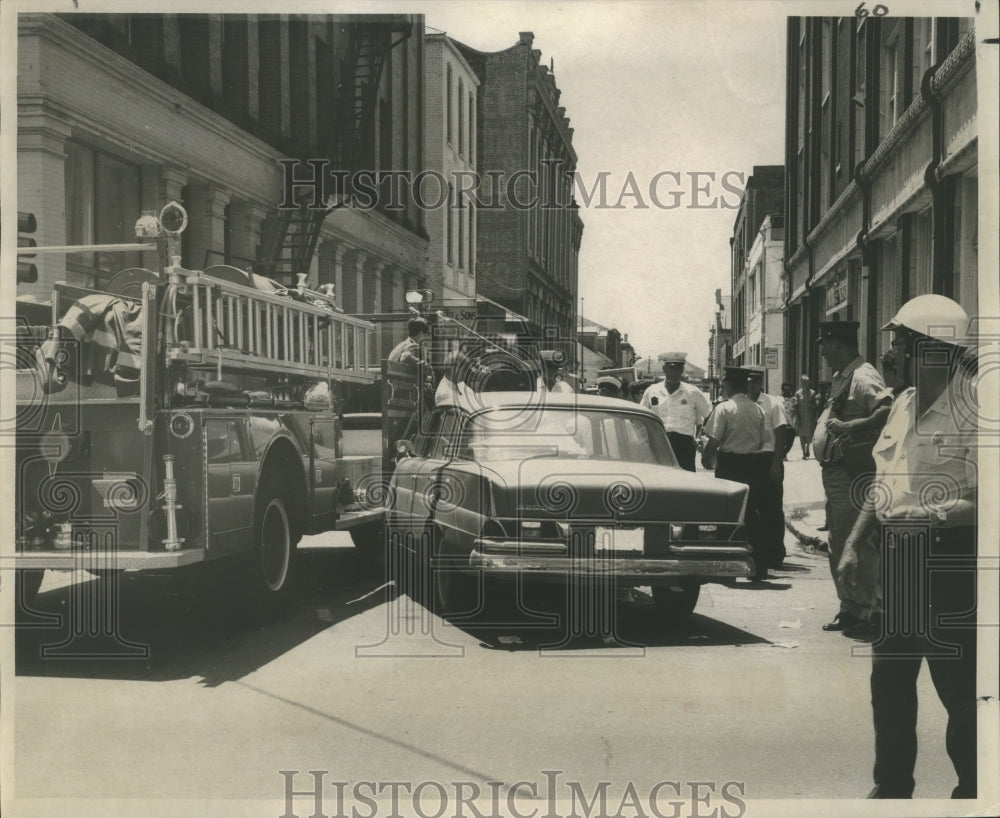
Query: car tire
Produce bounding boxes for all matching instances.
[652,582,700,622]
[248,477,298,619]
[431,534,478,617]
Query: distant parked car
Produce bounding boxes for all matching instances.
[385,391,752,621]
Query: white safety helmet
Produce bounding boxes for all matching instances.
[881,294,969,347]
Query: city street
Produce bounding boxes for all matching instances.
[11,456,960,816]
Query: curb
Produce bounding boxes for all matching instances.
[785,516,829,552]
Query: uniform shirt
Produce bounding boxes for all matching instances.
[753,391,790,453]
[871,378,977,526]
[704,393,768,454]
[640,380,711,438]
[812,356,892,457]
[387,337,422,364]
[548,379,575,394]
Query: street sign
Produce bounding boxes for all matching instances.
[764,347,779,369]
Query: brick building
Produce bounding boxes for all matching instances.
[16,12,428,361]
[783,16,978,382]
[423,33,478,303]
[454,31,584,343]
[729,166,785,390]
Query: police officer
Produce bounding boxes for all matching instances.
[701,366,771,580]
[596,375,623,398]
[641,352,711,472]
[838,295,977,799]
[747,366,794,571]
[812,321,892,636]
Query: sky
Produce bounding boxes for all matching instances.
[419,0,788,368]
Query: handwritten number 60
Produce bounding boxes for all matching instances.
[856,2,889,17]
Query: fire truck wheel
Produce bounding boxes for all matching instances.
[651,581,701,623]
[249,479,298,616]
[350,522,387,573]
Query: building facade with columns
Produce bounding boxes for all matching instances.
[423,33,478,303]
[454,32,583,343]
[783,16,978,384]
[15,12,428,362]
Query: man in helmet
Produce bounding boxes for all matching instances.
[839,295,977,799]
[595,374,623,399]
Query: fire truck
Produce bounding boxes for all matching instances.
[12,203,401,616]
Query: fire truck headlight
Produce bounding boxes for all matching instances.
[159,201,188,236]
[169,413,194,439]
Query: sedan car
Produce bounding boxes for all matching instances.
[385,391,753,622]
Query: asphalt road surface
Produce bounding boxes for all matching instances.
[10,530,961,818]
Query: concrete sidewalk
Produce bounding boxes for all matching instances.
[782,449,829,552]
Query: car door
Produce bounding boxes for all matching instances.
[410,408,461,526]
[390,410,440,531]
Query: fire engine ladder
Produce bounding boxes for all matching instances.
[165,270,376,383]
[257,18,412,284]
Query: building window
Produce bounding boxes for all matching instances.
[446,64,453,145]
[953,173,978,318]
[447,182,455,265]
[458,78,465,156]
[468,92,475,164]
[468,201,475,277]
[879,22,903,138]
[64,141,143,281]
[912,18,934,92]
[458,191,465,270]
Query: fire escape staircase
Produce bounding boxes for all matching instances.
[258,18,412,286]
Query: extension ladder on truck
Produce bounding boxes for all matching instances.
[165,267,375,382]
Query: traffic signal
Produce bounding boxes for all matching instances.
[18,211,38,283]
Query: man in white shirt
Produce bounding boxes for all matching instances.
[640,352,711,472]
[838,295,976,800]
[747,367,794,571]
[701,366,770,580]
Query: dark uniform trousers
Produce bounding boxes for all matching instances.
[715,451,779,571]
[870,524,977,799]
[667,431,697,472]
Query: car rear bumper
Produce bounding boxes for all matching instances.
[468,541,754,583]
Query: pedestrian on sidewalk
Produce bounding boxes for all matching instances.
[812,321,892,636]
[792,375,818,459]
[701,366,771,580]
[748,367,795,571]
[641,352,711,472]
[780,382,797,460]
[838,295,977,799]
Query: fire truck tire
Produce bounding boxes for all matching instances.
[17,569,45,606]
[350,522,387,572]
[651,581,701,622]
[249,478,298,616]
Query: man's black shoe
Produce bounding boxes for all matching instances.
[817,522,829,531]
[822,612,861,631]
[844,613,883,641]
